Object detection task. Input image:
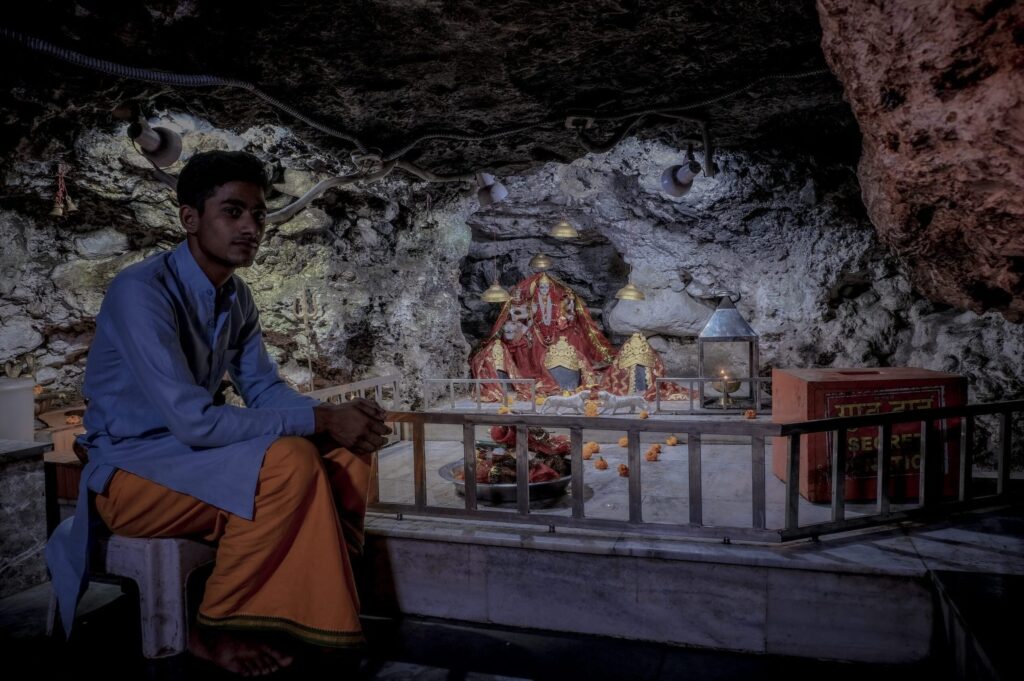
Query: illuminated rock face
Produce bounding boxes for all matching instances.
[817,0,1024,321]
[0,0,1022,434]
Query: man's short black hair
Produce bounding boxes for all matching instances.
[176,150,268,213]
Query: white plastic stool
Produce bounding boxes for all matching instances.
[48,535,216,658]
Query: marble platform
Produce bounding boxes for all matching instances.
[363,430,1023,666]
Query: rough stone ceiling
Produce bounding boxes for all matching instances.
[3,1,1021,321]
[1,0,852,173]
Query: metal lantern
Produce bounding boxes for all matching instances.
[697,296,759,409]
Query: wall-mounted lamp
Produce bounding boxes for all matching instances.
[477,173,509,207]
[660,143,702,197]
[127,119,183,168]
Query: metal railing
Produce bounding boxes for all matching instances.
[422,377,539,412]
[360,399,1020,543]
[776,399,1022,540]
[654,376,772,414]
[307,378,1019,542]
[370,410,784,542]
[305,373,401,407]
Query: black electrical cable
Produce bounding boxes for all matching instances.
[0,26,369,153]
[3,26,832,166]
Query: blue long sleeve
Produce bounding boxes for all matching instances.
[228,292,321,411]
[100,276,314,448]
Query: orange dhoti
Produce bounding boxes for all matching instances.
[94,436,370,648]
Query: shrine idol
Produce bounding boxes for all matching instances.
[471,272,690,402]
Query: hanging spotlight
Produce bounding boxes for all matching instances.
[528,252,553,271]
[550,219,579,239]
[480,281,512,303]
[128,119,183,168]
[660,143,702,197]
[614,281,646,301]
[476,173,509,207]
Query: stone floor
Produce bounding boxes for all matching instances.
[3,502,1020,679]
[0,580,948,681]
[5,402,1018,679]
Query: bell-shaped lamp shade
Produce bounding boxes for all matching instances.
[477,173,509,207]
[128,120,183,168]
[614,281,646,301]
[528,252,553,271]
[550,219,579,239]
[660,160,702,197]
[480,281,512,303]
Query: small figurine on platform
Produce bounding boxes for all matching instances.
[600,394,649,415]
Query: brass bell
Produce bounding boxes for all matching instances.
[64,196,78,214]
[528,252,553,271]
[480,281,512,304]
[614,281,646,301]
[50,201,64,217]
[550,219,579,239]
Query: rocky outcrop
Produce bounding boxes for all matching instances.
[0,114,472,407]
[461,138,1024,405]
[817,0,1024,320]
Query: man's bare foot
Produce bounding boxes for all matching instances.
[189,626,295,677]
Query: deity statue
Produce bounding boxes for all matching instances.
[524,273,616,390]
[600,332,693,402]
[472,273,616,397]
[470,289,540,399]
[470,273,685,402]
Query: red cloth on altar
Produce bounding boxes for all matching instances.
[469,337,532,402]
[599,333,695,400]
[470,273,617,398]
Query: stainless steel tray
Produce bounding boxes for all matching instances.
[438,460,571,504]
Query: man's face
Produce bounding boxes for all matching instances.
[182,180,267,269]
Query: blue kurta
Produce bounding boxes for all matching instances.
[46,242,319,635]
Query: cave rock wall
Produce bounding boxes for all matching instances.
[0,113,471,407]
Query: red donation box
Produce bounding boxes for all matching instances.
[771,368,966,503]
